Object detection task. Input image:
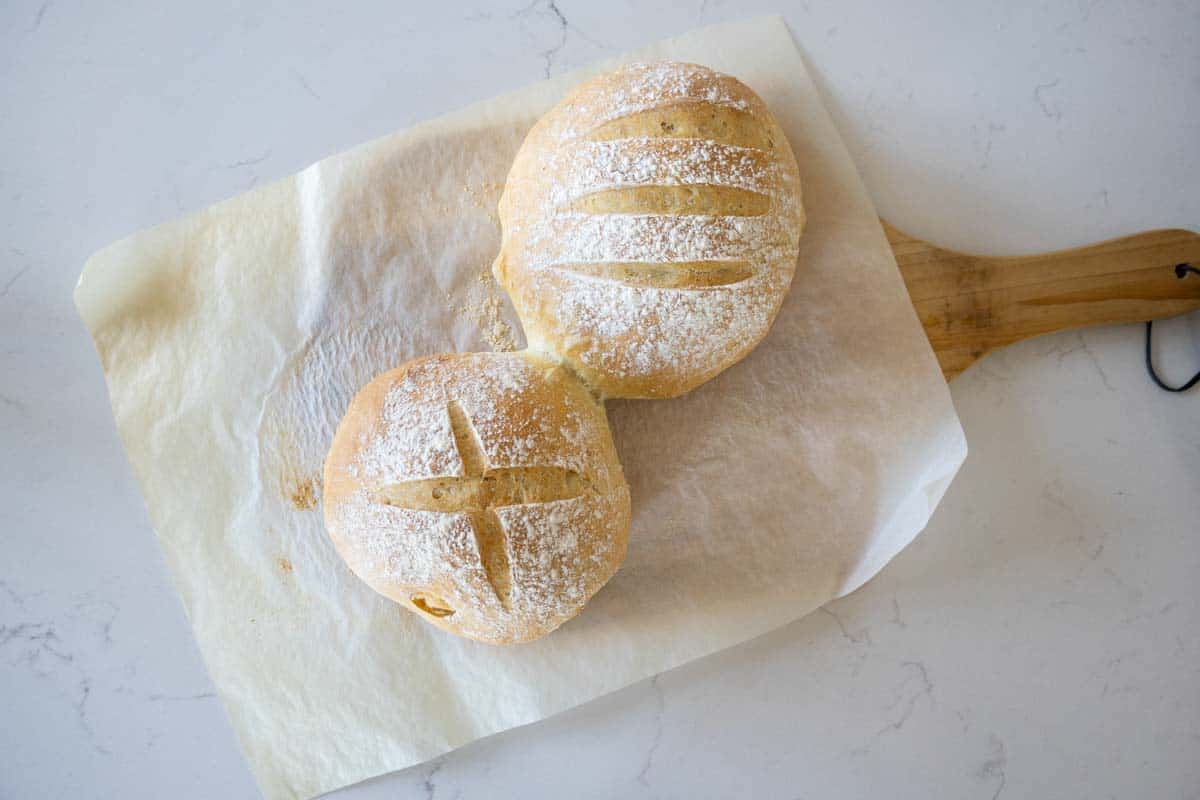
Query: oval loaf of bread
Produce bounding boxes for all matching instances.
[495,61,806,398]
[323,351,631,644]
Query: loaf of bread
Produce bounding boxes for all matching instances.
[323,351,631,644]
[494,61,805,398]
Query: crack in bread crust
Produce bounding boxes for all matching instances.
[550,260,753,289]
[585,102,778,151]
[565,185,771,217]
[374,401,592,608]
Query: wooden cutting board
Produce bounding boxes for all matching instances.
[884,223,1200,381]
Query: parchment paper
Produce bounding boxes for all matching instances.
[75,17,966,799]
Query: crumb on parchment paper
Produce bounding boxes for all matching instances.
[454,269,520,352]
[463,180,505,225]
[288,477,320,510]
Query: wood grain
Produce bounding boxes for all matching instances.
[883,222,1200,380]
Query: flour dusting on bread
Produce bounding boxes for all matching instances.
[323,351,631,644]
[496,61,805,398]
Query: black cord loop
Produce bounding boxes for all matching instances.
[1144,263,1200,393]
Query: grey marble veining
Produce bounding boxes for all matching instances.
[2,1,1198,798]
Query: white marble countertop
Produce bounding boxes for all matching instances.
[2,2,1198,798]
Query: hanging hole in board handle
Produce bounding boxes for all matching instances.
[1144,264,1200,394]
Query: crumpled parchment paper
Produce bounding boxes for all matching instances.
[75,16,966,799]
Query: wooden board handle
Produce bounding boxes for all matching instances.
[883,222,1200,380]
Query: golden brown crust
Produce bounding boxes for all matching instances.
[495,61,805,398]
[323,351,631,644]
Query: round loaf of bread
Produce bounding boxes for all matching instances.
[323,351,631,644]
[494,61,805,398]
